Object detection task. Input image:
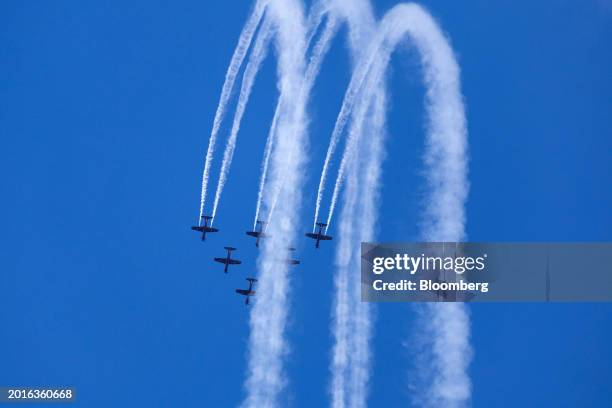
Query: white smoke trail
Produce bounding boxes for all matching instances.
[325,3,471,407]
[375,4,469,243]
[331,73,385,408]
[215,1,335,229]
[394,9,472,405]
[211,17,274,219]
[312,36,383,230]
[417,303,472,408]
[198,0,267,224]
[254,4,338,241]
[312,74,360,230]
[331,139,360,408]
[242,1,308,407]
[254,13,339,227]
[349,91,387,408]
[298,2,381,407]
[257,0,377,231]
[331,102,372,408]
[253,102,279,229]
[324,53,389,232]
[315,29,387,231]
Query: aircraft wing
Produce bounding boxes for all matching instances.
[236,289,249,295]
[214,257,229,264]
[319,235,332,241]
[191,226,205,232]
[228,259,242,265]
[246,231,259,237]
[305,232,318,239]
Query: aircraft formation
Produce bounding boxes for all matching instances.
[191,215,331,305]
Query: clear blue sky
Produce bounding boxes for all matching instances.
[1,0,611,406]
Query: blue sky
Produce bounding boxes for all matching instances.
[1,0,611,407]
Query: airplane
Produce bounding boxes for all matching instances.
[284,247,300,265]
[190,215,219,241]
[214,246,242,273]
[305,222,332,248]
[246,220,269,247]
[236,278,257,305]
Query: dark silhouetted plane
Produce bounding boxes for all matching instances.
[236,278,257,305]
[284,247,300,265]
[214,246,242,273]
[246,220,269,247]
[191,215,219,241]
[305,222,332,248]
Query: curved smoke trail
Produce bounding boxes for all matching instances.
[253,102,279,229]
[323,3,470,407]
[244,3,381,405]
[325,53,389,232]
[198,0,267,224]
[328,4,469,241]
[258,0,380,230]
[312,35,382,230]
[238,6,381,405]
[241,1,308,406]
[252,3,329,228]
[254,13,339,227]
[211,17,274,219]
[330,66,385,408]
[210,1,338,240]
[297,2,382,407]
[317,35,384,230]
[203,1,470,406]
[331,91,379,408]
[349,91,386,408]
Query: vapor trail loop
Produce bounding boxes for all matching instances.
[198,0,267,224]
